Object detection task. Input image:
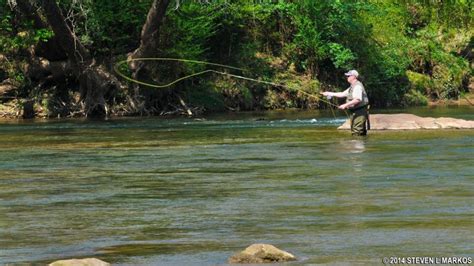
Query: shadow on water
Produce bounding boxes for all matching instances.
[0,107,473,265]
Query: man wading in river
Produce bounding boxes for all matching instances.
[321,70,370,136]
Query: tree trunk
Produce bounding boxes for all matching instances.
[15,1,67,60]
[38,0,91,67]
[16,0,67,60]
[126,0,171,113]
[15,0,48,29]
[129,0,171,64]
[128,0,171,81]
[34,0,119,117]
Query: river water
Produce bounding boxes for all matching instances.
[1,107,473,265]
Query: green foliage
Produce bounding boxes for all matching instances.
[34,28,54,42]
[169,0,472,107]
[0,0,52,99]
[163,4,218,67]
[0,4,53,55]
[186,83,226,112]
[2,0,472,114]
[406,70,432,93]
[404,23,471,100]
[328,43,356,69]
[58,0,152,55]
[402,89,428,106]
[211,75,254,111]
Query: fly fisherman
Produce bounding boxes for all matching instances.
[321,70,370,136]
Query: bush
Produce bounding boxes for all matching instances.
[406,70,432,93]
[402,89,429,106]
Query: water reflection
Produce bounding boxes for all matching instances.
[333,139,366,154]
[333,139,367,173]
[348,139,366,154]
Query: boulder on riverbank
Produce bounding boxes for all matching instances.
[228,243,296,264]
[338,113,474,130]
[48,258,110,266]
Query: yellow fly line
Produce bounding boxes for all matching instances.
[114,57,349,117]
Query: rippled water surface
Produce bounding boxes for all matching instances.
[1,107,473,265]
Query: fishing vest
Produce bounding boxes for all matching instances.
[346,80,369,110]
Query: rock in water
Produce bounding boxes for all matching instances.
[338,113,474,130]
[228,243,296,264]
[49,258,110,266]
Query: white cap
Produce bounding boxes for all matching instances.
[344,70,359,77]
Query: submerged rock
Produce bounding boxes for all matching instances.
[338,113,474,130]
[228,243,296,264]
[48,258,110,266]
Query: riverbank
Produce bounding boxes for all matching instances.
[1,93,473,121]
[428,93,474,107]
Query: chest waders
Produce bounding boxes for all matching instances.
[347,82,370,136]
